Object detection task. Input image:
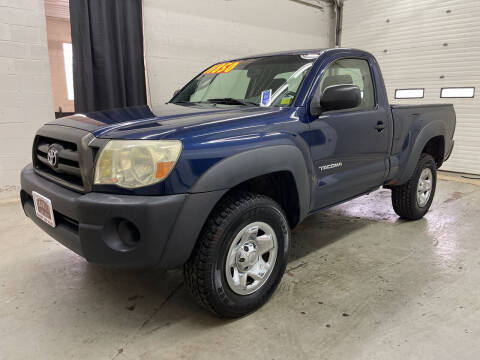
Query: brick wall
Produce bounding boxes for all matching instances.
[0,0,54,189]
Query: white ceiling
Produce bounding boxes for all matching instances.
[44,0,70,19]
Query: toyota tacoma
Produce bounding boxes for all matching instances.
[20,48,456,317]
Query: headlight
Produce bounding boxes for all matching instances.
[94,140,182,188]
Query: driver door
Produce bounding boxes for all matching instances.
[308,57,390,211]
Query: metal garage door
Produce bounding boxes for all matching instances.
[342,0,480,175]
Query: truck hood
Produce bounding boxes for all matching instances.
[48,104,284,140]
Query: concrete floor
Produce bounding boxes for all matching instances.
[1,173,479,360]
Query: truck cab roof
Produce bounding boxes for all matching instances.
[228,48,373,61]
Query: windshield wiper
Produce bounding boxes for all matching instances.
[172,100,196,105]
[207,98,258,106]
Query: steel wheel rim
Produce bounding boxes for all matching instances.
[417,168,433,207]
[225,222,278,296]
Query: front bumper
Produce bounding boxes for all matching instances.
[20,164,226,268]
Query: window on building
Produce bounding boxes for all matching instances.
[63,43,74,100]
[395,88,424,99]
[440,87,475,98]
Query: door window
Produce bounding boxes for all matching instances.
[319,58,375,110]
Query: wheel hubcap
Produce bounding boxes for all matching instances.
[417,168,433,207]
[225,222,278,295]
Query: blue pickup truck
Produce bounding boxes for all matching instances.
[21,48,455,317]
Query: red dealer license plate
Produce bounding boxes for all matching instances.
[32,191,56,228]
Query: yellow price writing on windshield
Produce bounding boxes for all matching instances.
[203,61,240,74]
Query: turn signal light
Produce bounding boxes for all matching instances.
[155,161,175,179]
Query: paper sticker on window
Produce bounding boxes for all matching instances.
[280,97,292,105]
[260,89,272,107]
[203,61,240,75]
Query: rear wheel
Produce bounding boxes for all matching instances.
[184,191,290,318]
[391,153,437,220]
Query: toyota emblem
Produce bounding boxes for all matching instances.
[47,146,59,168]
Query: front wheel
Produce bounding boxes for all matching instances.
[391,153,437,220]
[184,192,290,318]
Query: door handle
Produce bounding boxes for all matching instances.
[374,121,385,132]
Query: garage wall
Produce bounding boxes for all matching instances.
[143,0,335,106]
[342,0,480,175]
[0,0,54,189]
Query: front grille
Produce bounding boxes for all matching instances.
[32,126,103,193]
[35,136,84,189]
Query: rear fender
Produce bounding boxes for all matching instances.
[395,120,445,185]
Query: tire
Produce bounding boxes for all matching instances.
[391,153,437,220]
[184,191,290,318]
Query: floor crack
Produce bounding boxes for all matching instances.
[111,280,184,360]
[139,281,184,330]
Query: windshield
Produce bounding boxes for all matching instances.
[170,54,318,107]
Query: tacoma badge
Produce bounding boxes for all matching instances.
[319,162,343,171]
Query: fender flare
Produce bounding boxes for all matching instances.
[190,144,311,222]
[397,120,446,185]
[159,145,311,268]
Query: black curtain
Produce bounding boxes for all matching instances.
[69,0,147,113]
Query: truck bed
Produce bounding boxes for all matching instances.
[387,103,456,184]
[390,103,455,155]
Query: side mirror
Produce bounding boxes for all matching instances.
[310,84,362,116]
